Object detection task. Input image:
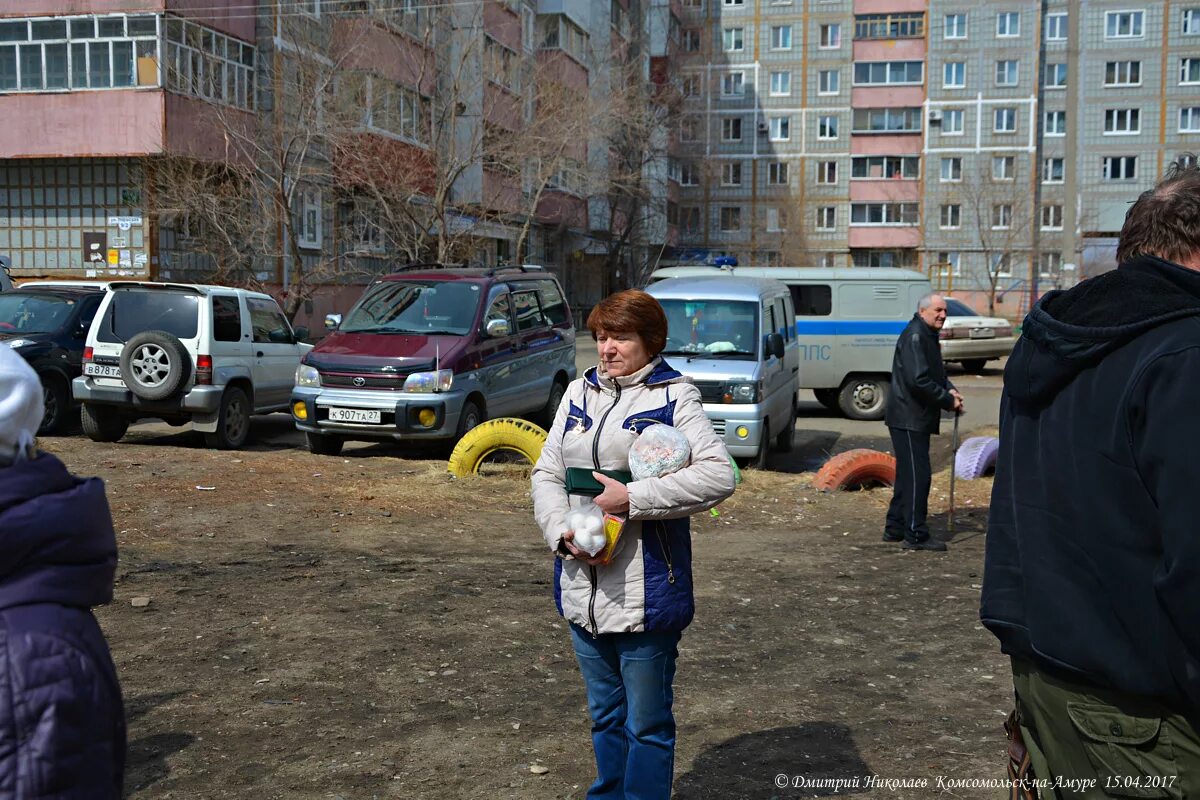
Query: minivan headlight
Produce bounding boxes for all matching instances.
[723,381,762,404]
[295,364,320,387]
[403,369,453,393]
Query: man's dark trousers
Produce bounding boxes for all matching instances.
[886,426,932,543]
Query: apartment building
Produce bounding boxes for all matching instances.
[0,1,651,324]
[670,0,1200,315]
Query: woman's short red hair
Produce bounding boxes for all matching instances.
[586,290,668,357]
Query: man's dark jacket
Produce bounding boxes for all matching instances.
[0,453,125,797]
[884,314,956,433]
[981,255,1200,713]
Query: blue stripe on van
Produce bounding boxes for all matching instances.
[794,320,909,336]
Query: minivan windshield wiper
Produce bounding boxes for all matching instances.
[342,326,465,336]
[700,349,756,358]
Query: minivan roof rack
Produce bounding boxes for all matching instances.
[487,264,546,276]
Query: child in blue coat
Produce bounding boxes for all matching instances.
[0,345,125,797]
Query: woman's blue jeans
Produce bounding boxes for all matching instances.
[569,623,682,800]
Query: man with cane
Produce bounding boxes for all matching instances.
[883,293,964,552]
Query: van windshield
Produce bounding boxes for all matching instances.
[659,299,759,357]
[340,281,481,335]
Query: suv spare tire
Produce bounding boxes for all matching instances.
[121,330,192,401]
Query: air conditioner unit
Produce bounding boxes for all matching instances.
[757,121,769,134]
[928,109,944,124]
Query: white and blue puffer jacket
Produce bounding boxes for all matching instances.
[531,357,736,635]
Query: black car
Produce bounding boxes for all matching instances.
[0,286,104,434]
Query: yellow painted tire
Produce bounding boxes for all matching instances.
[447,418,549,477]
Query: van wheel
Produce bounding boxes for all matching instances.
[838,376,888,421]
[813,389,840,412]
[306,432,345,456]
[961,359,988,374]
[774,403,796,452]
[537,380,566,429]
[81,403,128,443]
[203,386,251,450]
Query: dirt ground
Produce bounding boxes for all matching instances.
[43,420,1013,800]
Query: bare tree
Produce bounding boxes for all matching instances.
[956,157,1036,316]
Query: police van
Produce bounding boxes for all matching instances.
[648,266,932,420]
[646,276,799,468]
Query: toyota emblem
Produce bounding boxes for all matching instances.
[353,377,366,387]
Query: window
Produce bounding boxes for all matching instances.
[767,162,789,185]
[163,17,257,110]
[357,77,431,146]
[944,13,967,39]
[852,107,922,133]
[511,290,547,333]
[943,108,964,134]
[721,162,742,186]
[1106,60,1142,86]
[817,69,839,95]
[1040,252,1063,278]
[483,37,521,93]
[853,61,923,85]
[722,117,742,141]
[765,207,785,232]
[681,75,701,97]
[994,107,1017,132]
[819,24,840,48]
[940,157,962,182]
[817,161,838,184]
[1044,110,1066,136]
[771,25,793,50]
[679,161,700,186]
[1045,13,1067,40]
[791,284,833,315]
[1046,63,1067,88]
[539,15,589,60]
[992,155,1015,180]
[682,29,701,51]
[944,62,965,88]
[851,250,917,268]
[851,155,920,179]
[1181,106,1200,132]
[719,206,742,231]
[296,187,322,249]
[816,207,836,230]
[996,12,1020,37]
[722,27,744,51]
[537,280,569,326]
[1103,155,1138,180]
[992,204,1012,229]
[818,115,838,139]
[680,206,702,235]
[995,60,1019,86]
[1185,8,1200,34]
[850,203,919,225]
[935,252,962,276]
[212,296,242,342]
[1106,10,1144,38]
[940,204,961,229]
[248,297,292,344]
[769,116,790,141]
[991,253,1014,278]
[1041,204,1063,230]
[770,70,791,96]
[854,13,925,40]
[723,0,743,5]
[1104,108,1141,134]
[1042,157,1065,183]
[817,253,837,268]
[721,71,744,96]
[680,116,700,141]
[1183,58,1200,84]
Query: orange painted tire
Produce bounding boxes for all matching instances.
[812,448,897,492]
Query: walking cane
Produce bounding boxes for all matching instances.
[948,410,960,538]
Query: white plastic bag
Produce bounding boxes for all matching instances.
[566,501,607,556]
[629,423,692,480]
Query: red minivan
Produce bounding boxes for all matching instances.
[291,265,576,455]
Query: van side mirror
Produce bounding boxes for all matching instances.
[293,326,309,342]
[486,318,511,338]
[765,332,785,360]
[324,313,342,330]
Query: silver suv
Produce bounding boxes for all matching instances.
[73,282,311,449]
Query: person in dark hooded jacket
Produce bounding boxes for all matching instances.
[0,344,125,798]
[981,159,1200,796]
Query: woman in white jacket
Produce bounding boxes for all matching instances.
[531,289,735,800]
